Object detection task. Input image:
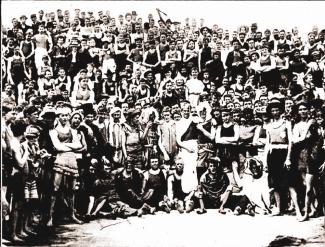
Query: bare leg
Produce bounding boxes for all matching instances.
[87,196,95,215]
[289,187,303,221]
[68,178,83,224]
[92,198,107,215]
[47,172,62,227]
[271,191,281,216]
[10,201,24,242]
[303,174,314,220]
[219,186,232,213]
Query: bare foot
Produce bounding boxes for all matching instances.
[71,215,83,224]
[271,207,281,216]
[298,214,308,222]
[24,228,37,236]
[308,209,316,218]
[46,218,53,227]
[18,230,29,238]
[11,235,24,243]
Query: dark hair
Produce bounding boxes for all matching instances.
[11,120,27,137]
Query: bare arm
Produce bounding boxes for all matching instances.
[167,174,174,199]
[12,142,29,169]
[49,129,73,152]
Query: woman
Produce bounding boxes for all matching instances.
[47,106,83,226]
[196,103,217,179]
[176,102,199,194]
[265,99,303,220]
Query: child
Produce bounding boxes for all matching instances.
[22,125,49,235]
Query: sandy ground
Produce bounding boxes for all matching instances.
[2,210,324,247]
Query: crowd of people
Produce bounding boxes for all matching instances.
[1,7,325,244]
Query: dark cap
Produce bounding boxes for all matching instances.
[78,103,96,116]
[31,14,37,18]
[127,108,141,119]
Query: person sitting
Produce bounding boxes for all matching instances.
[141,156,170,213]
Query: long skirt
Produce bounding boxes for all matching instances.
[178,140,198,193]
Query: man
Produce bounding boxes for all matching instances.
[160,80,179,108]
[206,51,225,84]
[51,35,67,73]
[198,38,212,71]
[32,24,53,70]
[19,15,31,35]
[225,40,246,80]
[115,162,155,214]
[107,107,125,167]
[158,107,177,165]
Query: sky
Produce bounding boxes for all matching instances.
[1,1,325,36]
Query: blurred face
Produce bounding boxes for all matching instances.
[175,159,184,173]
[182,105,190,119]
[208,162,217,174]
[165,82,172,92]
[163,111,171,121]
[121,161,133,175]
[58,69,65,77]
[5,110,17,123]
[188,41,195,49]
[316,110,323,125]
[150,158,159,170]
[112,110,121,120]
[85,114,95,124]
[59,112,70,125]
[308,34,315,44]
[298,105,308,119]
[80,78,88,88]
[132,114,140,125]
[71,114,82,127]
[199,109,207,120]
[271,107,281,119]
[222,112,231,123]
[121,103,128,112]
[260,96,268,106]
[191,107,198,116]
[244,101,252,109]
[285,100,293,112]
[191,69,199,78]
[236,75,244,84]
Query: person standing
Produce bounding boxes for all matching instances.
[265,99,303,220]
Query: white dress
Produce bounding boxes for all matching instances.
[176,118,198,193]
